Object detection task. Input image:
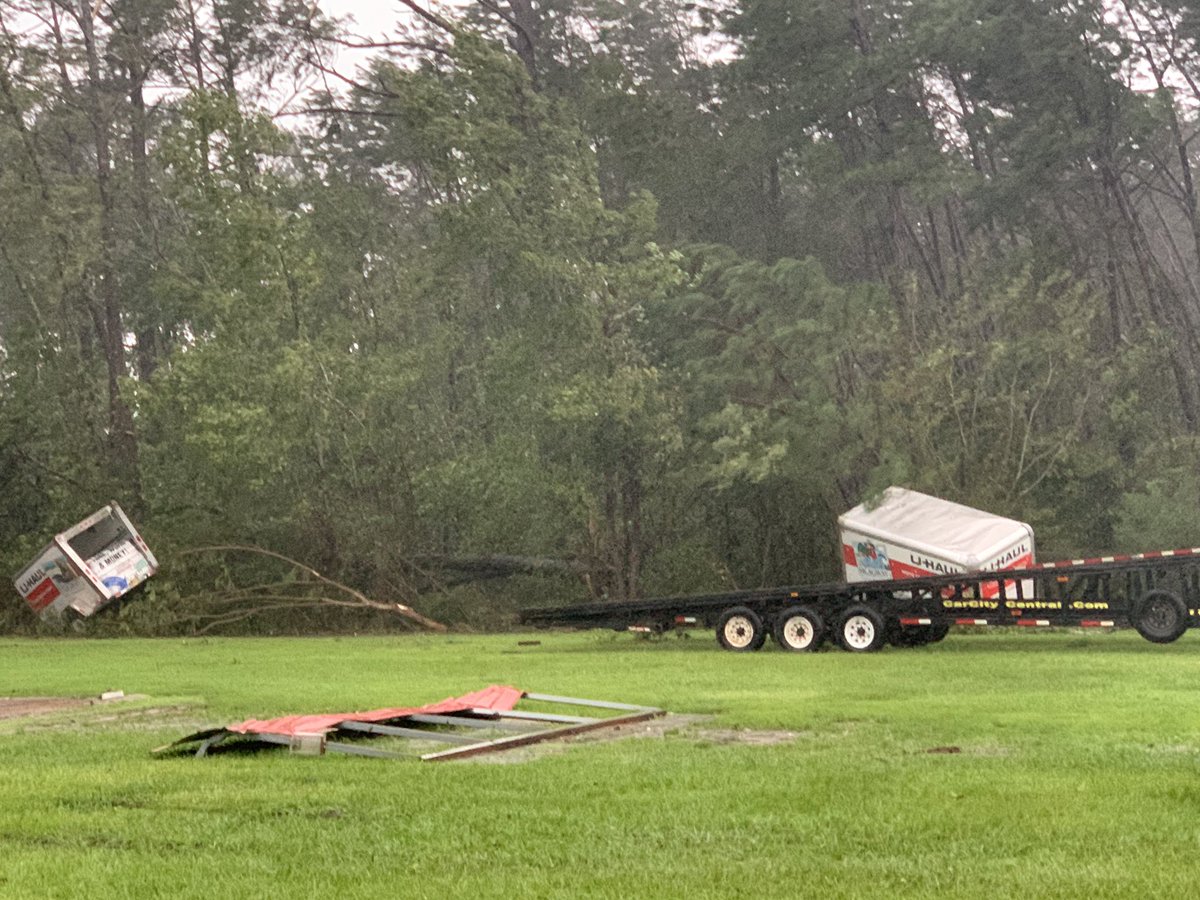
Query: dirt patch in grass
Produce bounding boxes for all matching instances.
[0,694,206,735]
[0,697,90,719]
[467,713,801,763]
[690,725,803,746]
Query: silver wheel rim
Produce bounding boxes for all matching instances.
[723,615,756,649]
[781,616,813,650]
[843,615,876,650]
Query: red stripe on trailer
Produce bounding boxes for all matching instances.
[1080,620,1116,627]
[955,618,988,626]
[899,617,931,626]
[1016,619,1050,627]
[674,616,697,625]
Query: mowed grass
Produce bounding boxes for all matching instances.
[2,630,1200,898]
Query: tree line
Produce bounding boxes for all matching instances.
[3,0,1200,633]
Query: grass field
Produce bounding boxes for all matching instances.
[2,629,1200,898]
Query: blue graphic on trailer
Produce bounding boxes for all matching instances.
[856,542,890,578]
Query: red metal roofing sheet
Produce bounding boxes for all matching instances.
[227,685,524,738]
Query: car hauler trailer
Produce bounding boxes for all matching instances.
[520,548,1200,652]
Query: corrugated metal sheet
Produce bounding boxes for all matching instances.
[226,684,524,738]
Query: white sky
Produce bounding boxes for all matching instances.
[285,0,463,112]
[317,0,460,59]
[319,0,422,36]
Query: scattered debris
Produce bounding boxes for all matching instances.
[155,686,665,762]
[99,690,125,701]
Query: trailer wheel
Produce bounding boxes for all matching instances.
[774,607,825,652]
[716,606,766,652]
[890,622,950,648]
[838,606,886,652]
[1131,590,1189,644]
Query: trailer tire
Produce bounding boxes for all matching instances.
[1131,590,1189,644]
[838,606,886,652]
[716,606,766,652]
[774,607,825,652]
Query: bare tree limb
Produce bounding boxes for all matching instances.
[179,544,447,631]
[395,0,458,36]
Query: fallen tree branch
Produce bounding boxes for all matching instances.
[179,545,447,632]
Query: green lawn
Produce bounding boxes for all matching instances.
[2,630,1199,898]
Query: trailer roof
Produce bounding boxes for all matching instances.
[838,487,1033,567]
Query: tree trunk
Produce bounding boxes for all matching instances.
[77,0,143,507]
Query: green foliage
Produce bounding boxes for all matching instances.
[8,0,1200,634]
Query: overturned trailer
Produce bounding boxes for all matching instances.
[12,502,158,620]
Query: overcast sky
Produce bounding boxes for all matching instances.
[318,0,452,44]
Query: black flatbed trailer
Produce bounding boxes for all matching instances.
[520,547,1200,652]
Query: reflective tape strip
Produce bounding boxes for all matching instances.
[1038,547,1200,568]
[1016,619,1050,627]
[674,616,697,625]
[899,618,931,626]
[955,618,988,626]
[1080,620,1116,627]
[627,625,652,633]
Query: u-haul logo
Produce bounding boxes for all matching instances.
[17,569,46,595]
[984,543,1031,570]
[907,554,963,575]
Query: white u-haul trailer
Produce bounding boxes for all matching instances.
[839,486,1035,596]
[13,502,158,621]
